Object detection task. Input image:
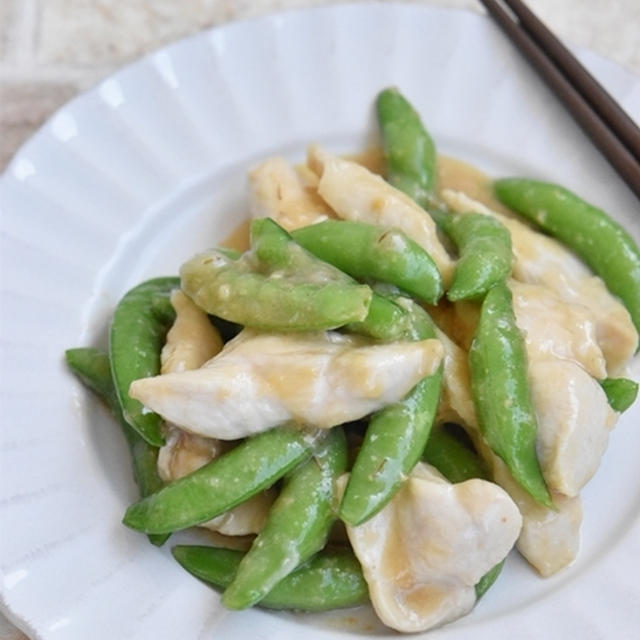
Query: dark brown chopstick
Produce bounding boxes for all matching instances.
[501,0,640,163]
[478,0,640,201]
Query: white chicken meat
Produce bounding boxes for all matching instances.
[341,462,522,633]
[131,329,443,440]
[528,358,617,498]
[157,290,274,536]
[160,289,224,374]
[507,280,618,496]
[433,325,585,576]
[248,156,335,231]
[509,280,606,379]
[308,145,455,285]
[491,456,582,577]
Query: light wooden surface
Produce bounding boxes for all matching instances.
[1,1,638,638]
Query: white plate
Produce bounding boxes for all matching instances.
[1,3,639,639]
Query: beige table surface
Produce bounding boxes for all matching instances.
[1,0,639,638]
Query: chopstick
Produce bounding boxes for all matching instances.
[499,0,640,162]
[478,0,640,200]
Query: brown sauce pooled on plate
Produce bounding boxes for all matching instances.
[436,154,505,213]
[221,218,251,252]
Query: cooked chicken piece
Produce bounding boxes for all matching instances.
[159,291,225,477]
[157,427,227,483]
[160,290,223,374]
[131,330,443,440]
[528,358,617,497]
[156,426,274,535]
[308,145,455,285]
[491,457,582,577]
[506,279,617,496]
[434,327,478,429]
[248,156,335,231]
[509,280,607,379]
[341,463,522,633]
[158,291,274,536]
[441,189,638,374]
[203,493,275,536]
[433,327,585,576]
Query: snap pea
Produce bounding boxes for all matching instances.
[345,293,409,342]
[445,213,512,301]
[122,425,323,534]
[339,299,442,525]
[66,347,118,406]
[376,87,437,208]
[469,282,553,508]
[251,217,408,341]
[600,377,639,412]
[422,424,489,484]
[493,178,640,336]
[222,428,348,609]
[249,215,298,267]
[110,277,180,447]
[180,244,372,332]
[474,560,505,600]
[172,545,369,611]
[291,220,443,304]
[65,347,168,546]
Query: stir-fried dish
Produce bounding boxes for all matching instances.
[65,88,640,633]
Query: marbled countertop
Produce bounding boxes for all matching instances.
[1,0,639,172]
[1,1,638,638]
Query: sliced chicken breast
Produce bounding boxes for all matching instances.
[158,290,274,535]
[528,358,617,497]
[248,156,334,231]
[131,329,443,439]
[342,463,522,632]
[308,145,455,285]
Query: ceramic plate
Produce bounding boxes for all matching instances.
[1,3,639,639]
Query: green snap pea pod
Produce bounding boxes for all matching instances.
[444,213,512,301]
[252,216,408,340]
[172,545,368,611]
[250,217,409,341]
[149,270,243,342]
[122,425,323,534]
[109,277,180,447]
[421,423,502,598]
[345,293,409,342]
[222,428,348,610]
[339,299,443,525]
[474,560,505,600]
[65,347,168,546]
[180,248,372,332]
[216,247,242,260]
[493,178,640,336]
[66,347,118,406]
[248,216,292,267]
[291,220,443,303]
[422,424,489,484]
[469,282,553,508]
[376,87,438,208]
[151,276,243,343]
[376,87,459,240]
[600,377,639,412]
